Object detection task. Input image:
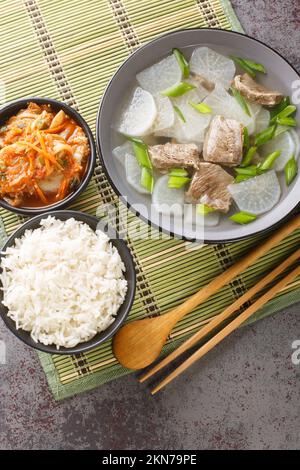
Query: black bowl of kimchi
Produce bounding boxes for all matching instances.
[0,97,96,215]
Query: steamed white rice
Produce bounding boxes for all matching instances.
[0,216,128,348]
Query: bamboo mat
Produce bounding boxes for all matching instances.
[1,0,300,400]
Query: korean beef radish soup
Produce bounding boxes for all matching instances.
[112,47,299,231]
[0,102,89,208]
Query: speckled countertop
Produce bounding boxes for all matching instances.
[0,0,299,451]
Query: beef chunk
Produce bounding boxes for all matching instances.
[148,143,200,172]
[203,115,244,167]
[185,162,234,213]
[232,74,283,106]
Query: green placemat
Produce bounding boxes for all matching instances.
[1,0,299,400]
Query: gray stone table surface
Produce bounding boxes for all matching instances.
[0,0,299,451]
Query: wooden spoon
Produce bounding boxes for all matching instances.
[113,215,300,370]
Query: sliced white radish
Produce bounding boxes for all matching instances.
[136,55,182,95]
[154,112,184,141]
[125,153,149,194]
[248,102,262,117]
[112,141,133,166]
[203,84,255,133]
[274,125,290,138]
[228,170,281,215]
[260,131,296,171]
[152,175,185,216]
[242,103,262,135]
[185,204,220,227]
[189,47,235,90]
[117,87,157,136]
[185,78,210,102]
[152,95,174,132]
[254,107,270,134]
[39,174,63,193]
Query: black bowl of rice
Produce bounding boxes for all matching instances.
[0,210,136,355]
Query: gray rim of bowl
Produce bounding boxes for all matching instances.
[96,27,300,244]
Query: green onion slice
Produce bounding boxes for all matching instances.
[284,155,298,186]
[169,168,189,177]
[235,165,258,176]
[234,174,253,183]
[140,167,154,193]
[188,101,212,114]
[277,117,298,127]
[230,86,251,117]
[230,56,266,75]
[240,58,266,74]
[173,105,186,122]
[123,134,144,144]
[270,104,296,123]
[123,135,153,170]
[168,175,190,189]
[161,81,196,97]
[258,150,281,171]
[132,142,152,170]
[196,204,216,215]
[243,127,250,150]
[280,105,297,117]
[254,125,276,147]
[172,48,189,78]
[270,97,290,119]
[230,211,257,224]
[241,145,257,167]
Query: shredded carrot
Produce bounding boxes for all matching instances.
[34,183,48,204]
[62,123,77,140]
[28,150,35,173]
[36,130,46,151]
[18,140,64,170]
[36,131,51,174]
[56,178,68,200]
[42,124,66,134]
[24,123,31,138]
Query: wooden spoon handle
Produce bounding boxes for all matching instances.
[151,263,300,394]
[140,246,300,382]
[166,214,300,325]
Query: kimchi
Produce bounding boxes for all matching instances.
[0,102,89,207]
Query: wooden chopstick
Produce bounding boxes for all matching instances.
[150,261,300,394]
[140,247,300,383]
[157,215,300,327]
[115,215,300,373]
